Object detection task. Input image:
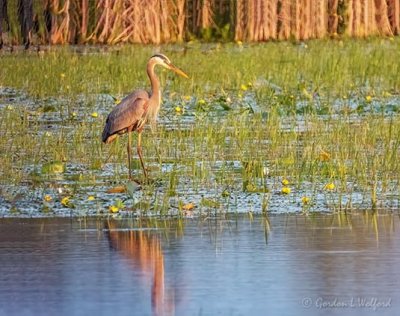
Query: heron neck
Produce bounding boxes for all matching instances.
[147,61,161,103]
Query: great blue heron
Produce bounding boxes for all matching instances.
[102,54,188,180]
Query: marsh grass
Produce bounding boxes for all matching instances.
[0,39,400,216]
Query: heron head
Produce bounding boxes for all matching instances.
[151,54,189,79]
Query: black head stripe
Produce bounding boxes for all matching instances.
[151,54,170,64]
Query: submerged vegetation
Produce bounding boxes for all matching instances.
[0,39,400,216]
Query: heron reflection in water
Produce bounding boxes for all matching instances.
[105,221,176,316]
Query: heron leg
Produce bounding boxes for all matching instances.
[127,132,132,180]
[137,132,148,179]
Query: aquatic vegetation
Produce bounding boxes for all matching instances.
[0,40,400,217]
[61,197,73,208]
[109,205,119,213]
[182,203,195,211]
[41,161,65,174]
[281,187,291,195]
[324,183,336,191]
[319,150,331,162]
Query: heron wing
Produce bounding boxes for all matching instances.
[102,90,150,143]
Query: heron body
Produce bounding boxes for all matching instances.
[102,90,150,144]
[102,54,188,180]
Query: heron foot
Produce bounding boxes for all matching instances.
[136,177,159,185]
[128,178,142,186]
[127,176,153,185]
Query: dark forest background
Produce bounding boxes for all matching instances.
[0,0,399,48]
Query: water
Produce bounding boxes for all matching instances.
[0,213,399,316]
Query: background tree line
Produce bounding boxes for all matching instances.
[0,0,399,48]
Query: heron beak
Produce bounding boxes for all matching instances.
[169,63,189,79]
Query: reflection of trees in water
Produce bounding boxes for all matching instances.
[105,220,175,316]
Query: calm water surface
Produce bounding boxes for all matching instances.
[0,213,399,316]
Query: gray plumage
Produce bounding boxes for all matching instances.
[102,90,149,144]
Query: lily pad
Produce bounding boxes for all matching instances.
[200,198,220,208]
[41,161,65,174]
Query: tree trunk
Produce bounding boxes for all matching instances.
[176,0,185,42]
[0,0,9,48]
[328,0,339,34]
[18,0,33,48]
[81,0,88,41]
[278,0,291,39]
[375,0,393,35]
[387,0,400,34]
